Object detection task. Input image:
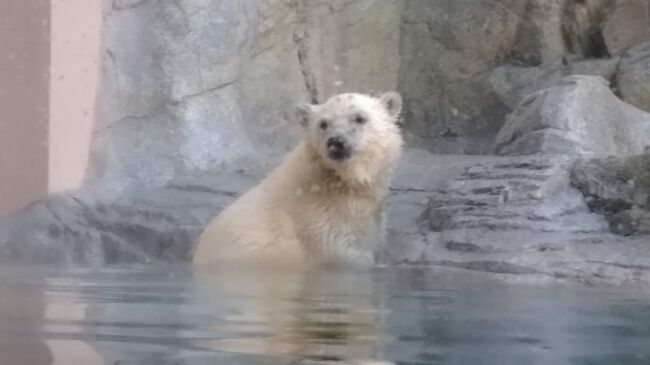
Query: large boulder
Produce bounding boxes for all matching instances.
[495,75,650,156]
[617,41,650,112]
[488,58,620,110]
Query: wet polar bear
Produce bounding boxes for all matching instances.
[193,92,403,267]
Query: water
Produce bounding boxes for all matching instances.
[1,265,650,365]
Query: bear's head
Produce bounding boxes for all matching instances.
[296,92,403,185]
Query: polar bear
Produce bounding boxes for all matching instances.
[193,92,403,267]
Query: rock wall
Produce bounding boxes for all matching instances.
[92,0,401,192]
[91,0,650,190]
[399,0,650,154]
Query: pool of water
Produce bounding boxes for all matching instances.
[1,265,650,365]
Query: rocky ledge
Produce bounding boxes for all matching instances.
[386,153,650,286]
[1,149,650,286]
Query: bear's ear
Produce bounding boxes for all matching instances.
[380,92,402,120]
[295,103,315,127]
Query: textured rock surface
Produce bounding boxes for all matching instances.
[617,41,650,112]
[397,0,526,154]
[93,0,402,192]
[489,59,620,110]
[386,154,650,286]
[398,0,650,154]
[495,75,650,156]
[93,0,650,171]
[603,0,650,56]
[571,153,650,236]
[0,172,258,265]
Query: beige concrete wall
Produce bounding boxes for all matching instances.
[49,0,101,193]
[0,0,100,218]
[0,1,51,219]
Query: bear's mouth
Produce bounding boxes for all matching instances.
[327,148,352,161]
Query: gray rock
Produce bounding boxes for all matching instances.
[603,0,650,56]
[510,0,567,65]
[391,154,650,286]
[560,0,612,60]
[387,151,490,234]
[398,0,526,154]
[617,41,650,112]
[396,0,640,155]
[571,152,650,236]
[609,208,650,236]
[510,0,634,64]
[418,155,608,235]
[571,156,638,215]
[0,172,255,265]
[495,75,650,156]
[489,58,620,110]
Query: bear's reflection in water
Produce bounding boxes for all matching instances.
[192,267,393,364]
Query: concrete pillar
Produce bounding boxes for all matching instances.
[0,0,51,218]
[0,0,100,218]
[49,0,101,193]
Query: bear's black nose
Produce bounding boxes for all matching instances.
[326,136,346,151]
[326,136,351,160]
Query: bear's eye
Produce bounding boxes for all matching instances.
[354,115,367,125]
[319,120,328,130]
